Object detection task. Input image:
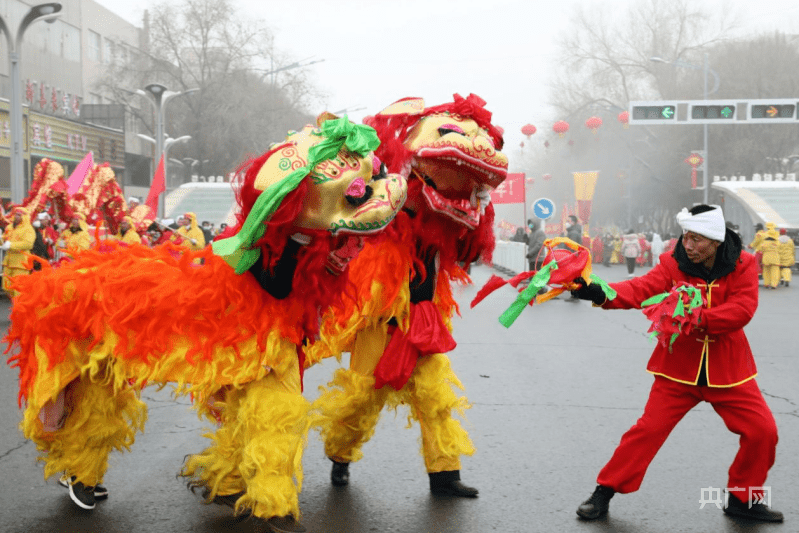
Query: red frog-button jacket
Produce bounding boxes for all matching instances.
[601,250,758,387]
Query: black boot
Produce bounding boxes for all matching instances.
[429,470,478,497]
[330,460,349,486]
[576,485,615,520]
[723,493,783,522]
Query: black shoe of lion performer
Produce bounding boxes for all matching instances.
[59,474,108,500]
[429,470,478,497]
[67,480,96,510]
[576,485,615,520]
[331,460,350,487]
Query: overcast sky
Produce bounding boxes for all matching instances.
[94,0,799,169]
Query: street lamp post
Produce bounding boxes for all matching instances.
[135,84,198,217]
[0,3,63,204]
[650,54,720,204]
[137,134,191,205]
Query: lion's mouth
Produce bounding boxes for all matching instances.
[415,145,507,189]
[418,175,481,230]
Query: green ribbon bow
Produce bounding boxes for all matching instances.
[212,116,380,273]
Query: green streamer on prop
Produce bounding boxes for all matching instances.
[212,116,380,274]
[669,332,679,348]
[641,292,669,307]
[687,287,704,310]
[588,273,617,300]
[499,260,558,328]
[673,296,685,318]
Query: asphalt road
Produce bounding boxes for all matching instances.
[0,262,796,533]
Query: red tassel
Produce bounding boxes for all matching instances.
[470,274,509,308]
[508,270,536,288]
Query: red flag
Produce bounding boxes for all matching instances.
[145,155,165,214]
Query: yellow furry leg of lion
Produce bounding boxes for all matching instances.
[181,387,247,498]
[23,374,147,487]
[399,353,475,473]
[183,356,311,520]
[316,324,390,463]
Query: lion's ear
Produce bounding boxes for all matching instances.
[316,111,339,126]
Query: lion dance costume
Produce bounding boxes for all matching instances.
[312,94,508,496]
[5,114,406,531]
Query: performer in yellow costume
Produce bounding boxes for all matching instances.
[177,212,206,250]
[778,229,794,287]
[113,216,142,245]
[1,206,36,297]
[58,213,92,252]
[757,228,781,289]
[6,115,406,533]
[312,95,508,497]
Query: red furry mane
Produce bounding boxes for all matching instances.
[216,146,351,338]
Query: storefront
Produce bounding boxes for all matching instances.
[0,101,125,201]
[28,111,125,192]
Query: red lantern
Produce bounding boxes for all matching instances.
[543,173,552,181]
[520,141,525,148]
[544,141,550,149]
[552,120,569,137]
[585,116,603,134]
[618,111,629,129]
[521,124,537,137]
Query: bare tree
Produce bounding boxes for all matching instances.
[96,0,319,179]
[550,0,736,112]
[531,0,799,232]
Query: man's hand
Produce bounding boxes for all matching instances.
[0,241,10,251]
[190,239,197,245]
[570,277,607,306]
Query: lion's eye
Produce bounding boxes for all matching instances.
[438,123,465,137]
[372,162,388,180]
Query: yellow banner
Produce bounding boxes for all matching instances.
[573,171,599,201]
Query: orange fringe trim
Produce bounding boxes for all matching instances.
[307,213,468,365]
[6,241,305,405]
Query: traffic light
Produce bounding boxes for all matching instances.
[751,104,794,119]
[748,102,797,123]
[689,104,736,122]
[630,104,677,124]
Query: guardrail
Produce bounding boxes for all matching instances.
[492,241,528,275]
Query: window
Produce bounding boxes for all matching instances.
[103,38,114,64]
[61,23,81,62]
[88,31,101,62]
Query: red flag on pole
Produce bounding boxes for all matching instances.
[145,155,165,214]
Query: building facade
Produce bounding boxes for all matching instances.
[0,0,150,201]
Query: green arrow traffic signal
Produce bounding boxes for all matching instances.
[721,106,733,118]
[662,107,674,118]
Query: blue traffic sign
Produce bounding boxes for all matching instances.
[532,198,556,220]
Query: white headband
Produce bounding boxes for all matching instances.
[676,206,726,242]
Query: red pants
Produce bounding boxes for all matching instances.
[597,376,778,495]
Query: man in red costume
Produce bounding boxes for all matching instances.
[572,204,782,523]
